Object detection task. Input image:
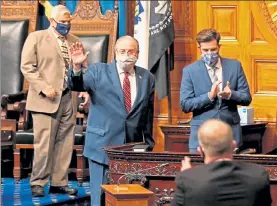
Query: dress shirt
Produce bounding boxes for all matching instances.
[116,63,137,108]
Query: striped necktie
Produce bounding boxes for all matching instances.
[58,37,69,88]
[123,72,131,113]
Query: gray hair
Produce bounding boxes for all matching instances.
[50,5,71,20]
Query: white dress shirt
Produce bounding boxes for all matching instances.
[116,63,137,107]
[205,58,223,91]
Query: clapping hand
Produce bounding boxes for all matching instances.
[218,81,231,99]
[180,156,192,171]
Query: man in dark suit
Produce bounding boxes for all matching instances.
[68,35,155,206]
[180,29,252,152]
[171,119,272,206]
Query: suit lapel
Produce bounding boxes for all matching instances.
[221,58,229,89]
[129,66,143,114]
[108,61,125,105]
[46,28,63,60]
[199,60,213,88]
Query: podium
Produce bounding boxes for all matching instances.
[101,184,153,206]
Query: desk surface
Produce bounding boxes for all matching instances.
[104,143,277,205]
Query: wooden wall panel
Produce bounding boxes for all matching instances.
[127,1,277,153]
[196,1,277,153]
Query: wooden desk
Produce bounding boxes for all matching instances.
[104,143,277,206]
[160,122,267,153]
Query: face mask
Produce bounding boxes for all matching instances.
[55,22,71,36]
[116,55,137,72]
[201,52,219,67]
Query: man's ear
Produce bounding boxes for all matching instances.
[232,140,237,150]
[197,146,205,158]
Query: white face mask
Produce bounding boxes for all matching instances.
[116,55,137,72]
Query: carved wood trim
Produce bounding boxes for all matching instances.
[259,1,277,39]
[71,0,118,62]
[1,0,38,33]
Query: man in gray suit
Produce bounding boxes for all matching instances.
[180,29,252,152]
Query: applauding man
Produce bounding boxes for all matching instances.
[180,29,251,152]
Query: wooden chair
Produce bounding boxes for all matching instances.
[13,0,118,186]
[1,1,38,128]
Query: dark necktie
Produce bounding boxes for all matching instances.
[123,72,131,113]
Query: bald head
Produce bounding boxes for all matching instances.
[198,119,233,157]
[115,36,139,53]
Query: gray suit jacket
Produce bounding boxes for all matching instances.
[180,58,251,150]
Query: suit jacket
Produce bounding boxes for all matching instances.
[171,161,272,206]
[180,58,251,149]
[68,61,155,164]
[21,28,79,113]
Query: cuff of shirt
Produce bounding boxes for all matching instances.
[72,69,82,76]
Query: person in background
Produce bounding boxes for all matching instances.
[68,35,155,206]
[171,119,272,206]
[21,5,79,197]
[180,29,252,152]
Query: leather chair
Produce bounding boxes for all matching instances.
[1,20,29,127]
[1,0,38,126]
[13,0,118,185]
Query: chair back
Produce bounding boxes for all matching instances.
[70,0,118,64]
[1,20,29,95]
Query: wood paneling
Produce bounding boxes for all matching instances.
[127,1,277,153]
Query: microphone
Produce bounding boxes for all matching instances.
[116,163,169,186]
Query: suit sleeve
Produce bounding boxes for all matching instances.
[143,77,155,150]
[21,32,53,95]
[229,62,252,106]
[180,67,214,113]
[255,170,272,206]
[68,64,98,93]
[171,173,186,206]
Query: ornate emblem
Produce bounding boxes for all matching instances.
[259,1,277,37]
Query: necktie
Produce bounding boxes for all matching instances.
[123,72,131,113]
[58,37,70,88]
[210,66,218,84]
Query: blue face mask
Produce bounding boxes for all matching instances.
[55,22,71,36]
[201,52,219,67]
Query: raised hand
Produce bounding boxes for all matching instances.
[70,42,89,70]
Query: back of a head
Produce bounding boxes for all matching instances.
[198,119,233,157]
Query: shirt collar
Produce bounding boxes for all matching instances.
[116,61,135,77]
[51,27,66,40]
[206,58,221,70]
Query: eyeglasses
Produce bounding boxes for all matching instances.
[117,49,138,56]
